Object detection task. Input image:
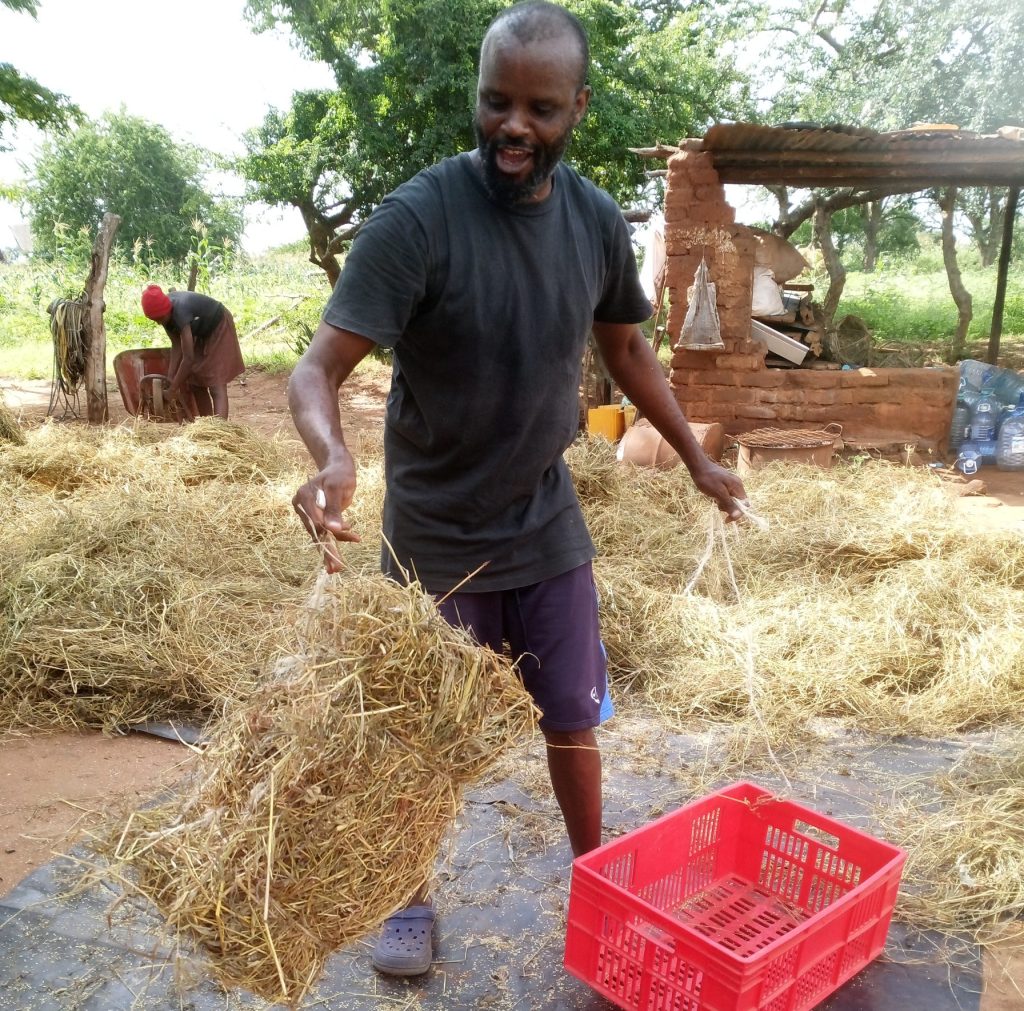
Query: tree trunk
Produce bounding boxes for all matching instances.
[987,186,1020,366]
[862,200,881,272]
[963,188,1003,268]
[938,187,973,363]
[813,203,846,327]
[767,184,796,237]
[83,212,121,424]
[187,261,199,292]
[300,203,344,287]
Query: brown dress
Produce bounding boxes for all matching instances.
[188,309,244,388]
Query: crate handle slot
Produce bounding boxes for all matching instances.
[794,820,840,850]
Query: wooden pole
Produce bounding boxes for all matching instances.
[83,212,121,424]
[987,186,1020,366]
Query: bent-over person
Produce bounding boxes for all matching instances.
[140,284,244,420]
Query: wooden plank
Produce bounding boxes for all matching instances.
[712,165,1024,187]
[751,319,809,365]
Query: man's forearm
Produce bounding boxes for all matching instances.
[598,327,710,473]
[288,358,352,471]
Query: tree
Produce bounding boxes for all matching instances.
[788,196,921,270]
[0,0,78,146]
[27,111,242,263]
[958,188,1014,269]
[781,0,1024,263]
[240,0,749,284]
[723,0,1024,336]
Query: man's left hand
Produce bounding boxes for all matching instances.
[689,460,748,522]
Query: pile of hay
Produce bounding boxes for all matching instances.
[566,439,1024,739]
[887,739,1024,937]
[0,417,296,490]
[103,572,537,1006]
[0,391,25,445]
[0,420,313,732]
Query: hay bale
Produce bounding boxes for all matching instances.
[103,572,537,1006]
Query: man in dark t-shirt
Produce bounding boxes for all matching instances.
[140,284,245,420]
[289,0,747,977]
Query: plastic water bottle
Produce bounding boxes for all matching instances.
[992,368,1024,407]
[949,377,973,452]
[949,401,972,452]
[1001,372,1024,408]
[977,439,999,465]
[956,442,982,476]
[996,393,1024,471]
[970,381,1000,442]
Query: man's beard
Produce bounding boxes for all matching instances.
[474,120,573,206]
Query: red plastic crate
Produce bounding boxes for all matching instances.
[564,782,906,1011]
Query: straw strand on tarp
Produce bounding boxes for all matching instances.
[682,499,790,790]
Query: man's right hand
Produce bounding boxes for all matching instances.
[292,456,361,574]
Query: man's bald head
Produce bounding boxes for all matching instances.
[481,2,590,92]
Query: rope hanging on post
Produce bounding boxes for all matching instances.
[47,294,88,419]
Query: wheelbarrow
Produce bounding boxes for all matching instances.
[113,348,195,421]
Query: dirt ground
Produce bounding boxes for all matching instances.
[2,366,1023,1008]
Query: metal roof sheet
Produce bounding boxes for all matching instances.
[683,123,1024,189]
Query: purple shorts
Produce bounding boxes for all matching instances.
[435,561,613,733]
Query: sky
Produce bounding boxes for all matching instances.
[0,0,336,253]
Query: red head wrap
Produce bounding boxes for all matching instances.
[141,284,172,320]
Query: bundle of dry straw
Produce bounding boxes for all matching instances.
[103,572,537,1006]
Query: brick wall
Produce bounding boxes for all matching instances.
[662,148,957,452]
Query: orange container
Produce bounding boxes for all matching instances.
[588,405,625,442]
[565,781,906,1011]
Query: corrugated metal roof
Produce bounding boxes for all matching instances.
[688,123,1024,189]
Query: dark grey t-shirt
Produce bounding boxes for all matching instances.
[323,152,651,593]
[165,291,224,341]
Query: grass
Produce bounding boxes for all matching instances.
[830,245,1024,352]
[3,238,1023,381]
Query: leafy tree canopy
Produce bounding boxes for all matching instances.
[769,0,1024,134]
[239,0,752,283]
[0,0,78,146]
[27,110,243,263]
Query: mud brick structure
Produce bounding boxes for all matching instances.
[663,147,958,451]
